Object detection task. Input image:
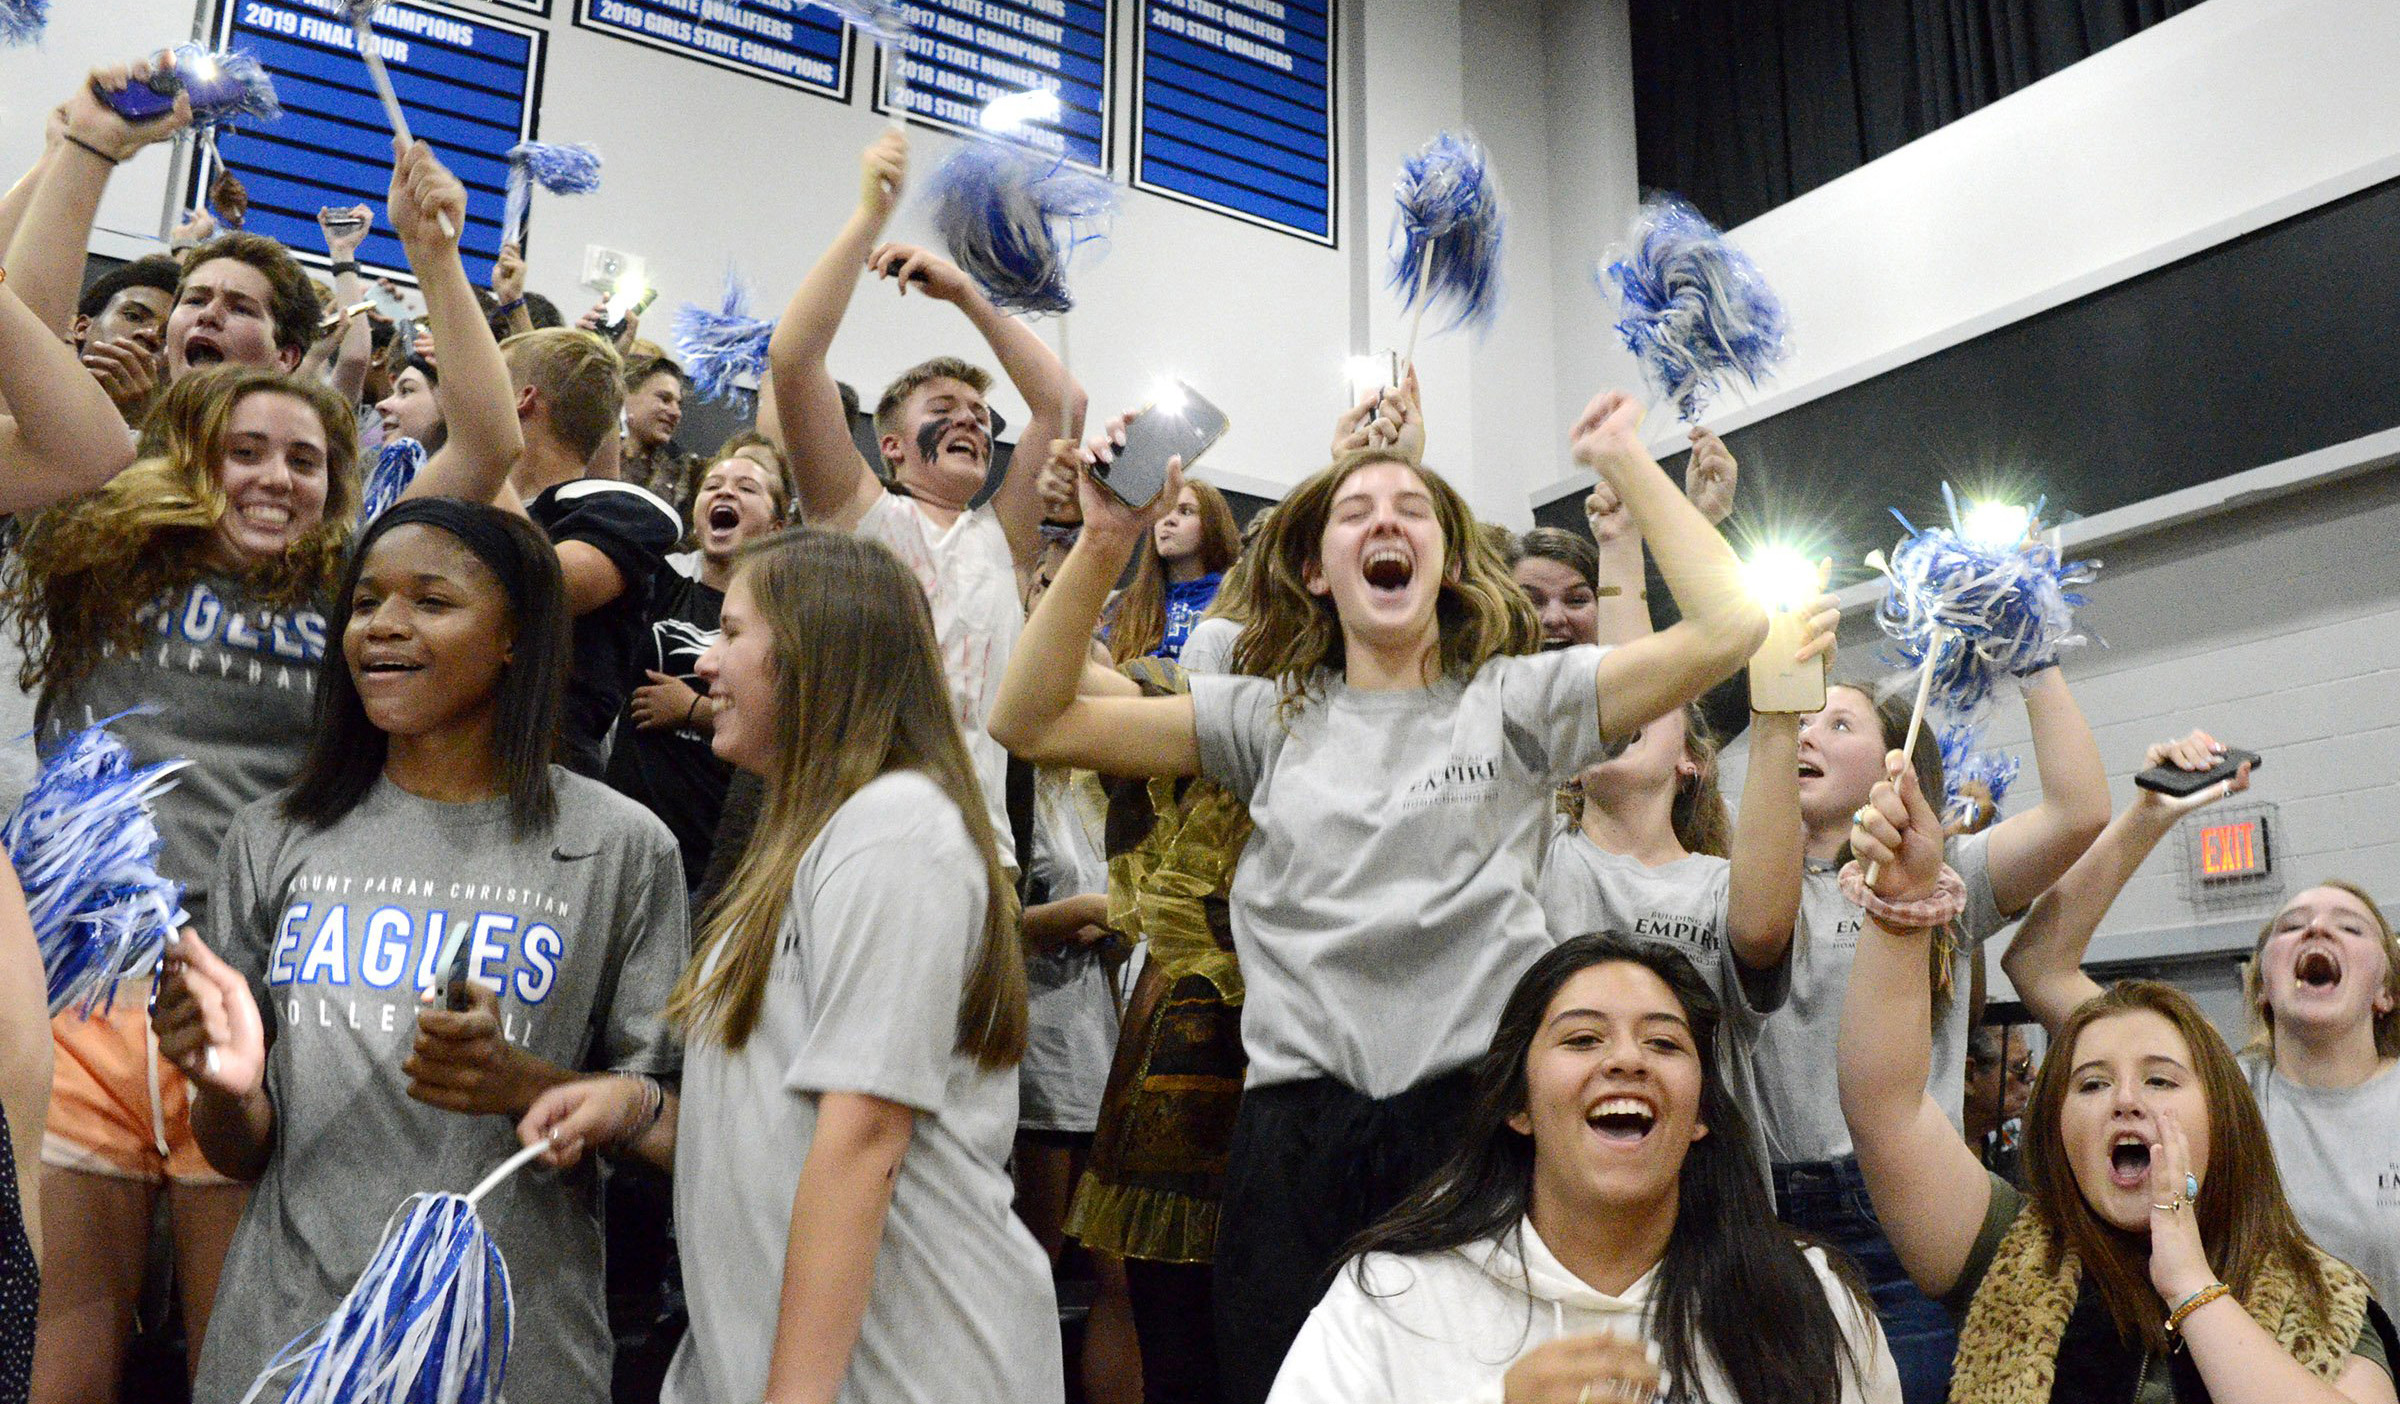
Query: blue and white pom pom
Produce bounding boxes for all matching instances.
[4,719,188,1018]
[1390,131,1505,342]
[171,43,282,129]
[1,0,50,46]
[241,1140,551,1404]
[1870,485,2099,718]
[1602,192,1789,422]
[501,141,601,248]
[673,269,774,406]
[1938,722,2022,830]
[358,438,426,530]
[928,141,1116,316]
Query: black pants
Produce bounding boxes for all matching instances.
[1126,1258,1216,1404]
[1210,1069,1475,1404]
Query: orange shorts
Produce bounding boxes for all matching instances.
[42,993,232,1186]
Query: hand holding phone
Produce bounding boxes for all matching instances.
[2135,746,2260,796]
[1093,381,1229,509]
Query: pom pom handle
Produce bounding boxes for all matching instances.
[349,11,455,240]
[1861,629,1943,890]
[468,1138,552,1208]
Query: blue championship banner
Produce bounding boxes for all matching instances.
[872,0,1111,170]
[1134,0,1335,244]
[575,0,850,98]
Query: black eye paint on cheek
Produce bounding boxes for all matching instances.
[914,419,947,462]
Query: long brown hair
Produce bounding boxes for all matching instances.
[2243,880,2400,1060]
[1109,477,1240,663]
[2020,980,2330,1356]
[1562,703,1733,858]
[1227,451,1536,710]
[666,530,1025,1063]
[1824,681,1956,1008]
[4,366,358,698]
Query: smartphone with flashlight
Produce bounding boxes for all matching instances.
[1097,381,1229,509]
[1748,608,1826,714]
[602,286,658,340]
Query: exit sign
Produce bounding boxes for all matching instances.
[2195,815,2272,883]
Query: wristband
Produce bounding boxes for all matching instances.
[1039,520,1082,548]
[2166,1282,2230,1336]
[615,1073,666,1150]
[330,260,361,276]
[683,692,703,726]
[494,296,527,315]
[63,133,120,167]
[1837,861,1967,930]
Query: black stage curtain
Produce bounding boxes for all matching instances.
[1632,0,2212,228]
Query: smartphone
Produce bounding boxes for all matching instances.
[100,71,185,123]
[319,208,369,237]
[320,298,377,332]
[1748,609,1827,714]
[2134,748,2261,796]
[1096,381,1229,509]
[602,286,659,339]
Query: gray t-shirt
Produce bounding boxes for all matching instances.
[194,771,687,1404]
[1191,647,1616,1097]
[1179,615,1241,678]
[1536,830,1788,1149]
[1748,831,2005,1166]
[664,770,1061,1404]
[2245,1054,2400,1313]
[1021,770,1119,1134]
[39,576,328,929]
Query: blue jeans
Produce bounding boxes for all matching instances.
[1774,1157,1956,1404]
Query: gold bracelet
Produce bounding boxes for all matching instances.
[2166,1282,2230,1335]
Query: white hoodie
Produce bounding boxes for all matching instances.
[1266,1217,1902,1404]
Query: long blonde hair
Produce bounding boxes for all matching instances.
[1227,452,1537,710]
[4,366,358,697]
[666,530,1025,1063]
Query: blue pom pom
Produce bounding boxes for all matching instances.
[928,141,1116,316]
[1389,131,1505,338]
[246,1193,513,1403]
[1602,192,1790,422]
[4,718,188,1018]
[359,438,425,529]
[1872,485,2099,718]
[172,43,282,129]
[807,0,911,41]
[0,0,49,46]
[502,141,600,246]
[1937,721,2021,829]
[673,269,774,406]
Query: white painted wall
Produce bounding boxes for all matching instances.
[1619,0,2400,456]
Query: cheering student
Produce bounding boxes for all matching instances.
[989,387,1766,1402]
[1107,477,1241,664]
[762,129,1085,856]
[1272,935,1900,1403]
[154,500,686,1403]
[606,450,789,889]
[6,130,523,1401]
[1998,730,2400,1316]
[1749,672,2107,1404]
[520,529,1060,1404]
[1838,753,2397,1403]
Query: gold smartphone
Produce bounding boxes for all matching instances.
[1749,608,1827,714]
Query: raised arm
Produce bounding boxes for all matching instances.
[866,242,1088,572]
[1979,667,2111,916]
[0,862,49,1263]
[0,133,57,285]
[2001,732,2250,1034]
[317,206,374,403]
[988,426,1200,777]
[1581,479,1652,647]
[1572,393,1766,743]
[384,140,523,504]
[0,275,141,512]
[4,64,189,337]
[1838,752,1994,1300]
[766,133,907,531]
[1725,711,1805,973]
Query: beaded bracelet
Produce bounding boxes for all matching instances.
[1837,861,1968,930]
[615,1073,666,1150]
[2166,1282,2231,1336]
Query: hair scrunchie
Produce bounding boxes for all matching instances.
[1838,860,1967,931]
